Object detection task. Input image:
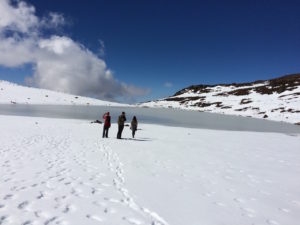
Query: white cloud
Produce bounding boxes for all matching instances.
[98,39,105,57]
[164,82,173,88]
[39,36,73,54]
[0,36,36,66]
[0,0,38,33]
[46,12,65,28]
[0,0,148,101]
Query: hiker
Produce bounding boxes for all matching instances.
[117,111,126,139]
[102,112,111,138]
[130,116,138,138]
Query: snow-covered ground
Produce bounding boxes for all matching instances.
[1,115,300,225]
[0,80,128,106]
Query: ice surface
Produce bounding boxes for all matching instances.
[0,104,299,133]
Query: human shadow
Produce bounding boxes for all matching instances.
[120,137,152,142]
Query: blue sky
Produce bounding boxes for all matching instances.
[0,0,300,102]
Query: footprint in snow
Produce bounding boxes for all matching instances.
[100,183,111,187]
[3,194,13,200]
[91,187,103,195]
[292,200,300,206]
[22,220,34,225]
[123,217,143,225]
[34,211,42,218]
[86,214,103,222]
[36,191,45,199]
[214,202,226,207]
[267,219,280,225]
[278,208,290,213]
[240,207,256,218]
[202,191,216,197]
[104,207,116,214]
[202,193,212,197]
[62,204,76,213]
[3,178,12,182]
[18,201,29,210]
[104,197,121,203]
[233,198,245,203]
[44,216,57,225]
[16,186,27,192]
[0,215,9,224]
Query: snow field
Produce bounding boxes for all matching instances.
[111,125,300,225]
[0,80,128,106]
[0,116,165,225]
[0,115,300,225]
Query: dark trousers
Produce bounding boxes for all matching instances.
[103,126,109,138]
[132,129,136,138]
[117,125,124,139]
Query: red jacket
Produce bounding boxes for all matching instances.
[103,114,111,127]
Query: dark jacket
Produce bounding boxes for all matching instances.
[118,114,126,126]
[131,119,138,131]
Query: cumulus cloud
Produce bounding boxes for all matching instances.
[0,0,38,33]
[0,0,148,101]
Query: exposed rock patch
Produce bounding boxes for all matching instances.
[240,99,253,105]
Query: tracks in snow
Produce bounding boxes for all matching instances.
[98,140,168,225]
[0,122,168,225]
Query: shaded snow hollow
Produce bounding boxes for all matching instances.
[0,115,300,225]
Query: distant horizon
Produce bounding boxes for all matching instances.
[0,0,300,103]
[2,71,299,103]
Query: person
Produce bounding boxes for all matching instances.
[130,116,138,138]
[117,111,126,139]
[102,112,111,138]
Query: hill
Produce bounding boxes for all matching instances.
[140,74,300,124]
[0,80,127,106]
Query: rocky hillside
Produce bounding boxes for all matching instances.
[140,74,300,124]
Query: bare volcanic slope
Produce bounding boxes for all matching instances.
[140,74,300,124]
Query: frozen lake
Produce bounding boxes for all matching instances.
[0,104,299,133]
